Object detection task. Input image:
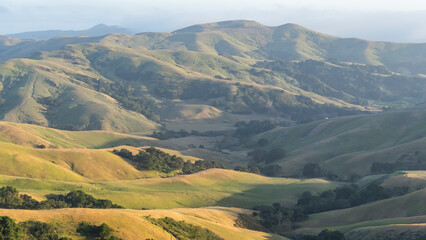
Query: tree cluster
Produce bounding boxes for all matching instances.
[150,128,224,140]
[0,216,71,240]
[371,158,426,174]
[0,216,121,240]
[77,222,121,240]
[302,163,338,180]
[248,148,286,164]
[297,183,409,214]
[234,120,277,138]
[113,147,227,174]
[298,228,346,240]
[252,203,306,234]
[147,217,224,240]
[234,165,261,174]
[0,186,122,210]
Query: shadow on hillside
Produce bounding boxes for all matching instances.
[95,138,149,149]
[215,183,303,209]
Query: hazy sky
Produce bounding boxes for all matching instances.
[2,0,426,42]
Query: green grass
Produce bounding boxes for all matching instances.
[0,169,338,209]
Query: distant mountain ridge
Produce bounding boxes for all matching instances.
[7,24,134,40]
[1,20,426,132]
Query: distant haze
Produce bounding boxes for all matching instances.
[2,0,426,42]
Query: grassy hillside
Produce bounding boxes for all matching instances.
[0,59,159,133]
[0,207,288,240]
[0,169,337,209]
[293,189,426,237]
[4,21,426,130]
[0,121,158,148]
[249,108,426,179]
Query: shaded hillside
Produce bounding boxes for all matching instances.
[296,188,426,233]
[248,107,426,179]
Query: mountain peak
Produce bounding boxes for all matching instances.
[90,23,109,30]
[175,20,267,33]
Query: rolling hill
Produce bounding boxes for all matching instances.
[294,188,426,238]
[1,20,426,239]
[0,169,337,209]
[0,207,288,240]
[2,20,426,132]
[248,107,426,179]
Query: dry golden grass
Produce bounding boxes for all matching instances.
[0,207,288,240]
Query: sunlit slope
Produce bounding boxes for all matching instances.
[0,121,185,181]
[380,171,426,191]
[0,59,159,133]
[0,142,163,181]
[0,169,338,209]
[120,20,426,74]
[0,207,288,240]
[251,108,426,179]
[0,121,158,149]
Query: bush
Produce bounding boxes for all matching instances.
[77,222,119,240]
[301,228,346,240]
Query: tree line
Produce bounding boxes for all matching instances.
[113,147,227,174]
[296,183,409,214]
[0,216,121,240]
[0,186,122,210]
[147,217,224,240]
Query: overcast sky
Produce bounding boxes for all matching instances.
[2,0,426,42]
